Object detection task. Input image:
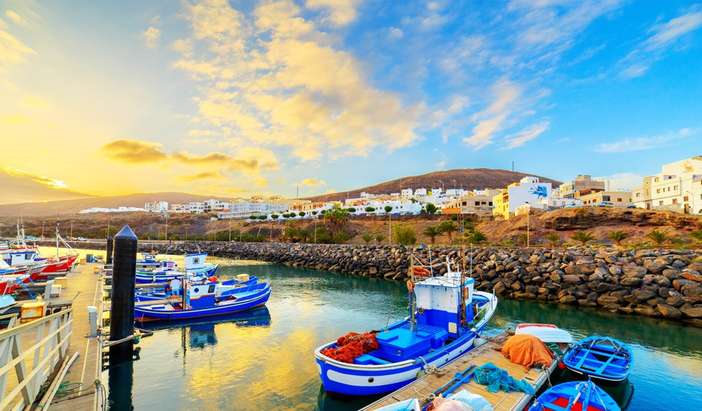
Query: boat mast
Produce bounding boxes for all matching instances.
[409,253,416,333]
[460,246,466,328]
[56,223,60,257]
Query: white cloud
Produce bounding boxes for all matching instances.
[171,0,420,163]
[305,0,359,26]
[595,128,696,153]
[504,121,549,149]
[389,27,403,39]
[5,10,26,26]
[143,26,161,48]
[463,79,520,149]
[620,9,702,78]
[0,24,35,66]
[298,177,326,187]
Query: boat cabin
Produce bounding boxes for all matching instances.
[1,249,38,267]
[367,269,476,363]
[185,253,208,270]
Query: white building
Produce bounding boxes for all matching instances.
[400,188,413,198]
[80,206,145,214]
[217,199,290,219]
[414,188,427,197]
[187,202,206,214]
[632,156,702,214]
[204,199,231,212]
[145,201,169,213]
[493,176,552,219]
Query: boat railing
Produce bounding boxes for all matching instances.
[0,307,73,410]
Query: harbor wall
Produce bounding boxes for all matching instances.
[49,240,702,326]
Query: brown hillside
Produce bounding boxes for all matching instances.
[306,168,561,202]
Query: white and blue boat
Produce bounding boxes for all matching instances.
[134,276,271,322]
[136,253,177,270]
[135,253,218,284]
[562,336,633,382]
[135,274,261,302]
[314,256,498,396]
[529,380,621,411]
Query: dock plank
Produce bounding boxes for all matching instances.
[50,263,104,411]
[362,336,556,411]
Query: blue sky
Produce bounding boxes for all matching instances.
[1,0,701,201]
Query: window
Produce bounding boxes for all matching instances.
[684,196,689,201]
[659,201,664,206]
[674,185,678,190]
[673,199,678,205]
[656,189,660,193]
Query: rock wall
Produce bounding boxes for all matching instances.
[54,240,702,326]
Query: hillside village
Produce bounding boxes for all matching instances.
[82,156,702,221]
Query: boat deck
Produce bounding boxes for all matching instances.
[50,263,104,411]
[362,335,557,411]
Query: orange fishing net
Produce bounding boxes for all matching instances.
[321,332,379,363]
[501,334,553,369]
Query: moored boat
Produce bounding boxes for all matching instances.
[134,277,271,322]
[529,380,621,411]
[135,252,218,283]
[314,255,498,396]
[562,336,632,382]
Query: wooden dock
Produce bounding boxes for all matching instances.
[48,263,105,411]
[362,336,557,411]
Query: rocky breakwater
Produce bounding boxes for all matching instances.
[151,241,702,327]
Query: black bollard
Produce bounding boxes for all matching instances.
[106,236,114,265]
[109,225,137,364]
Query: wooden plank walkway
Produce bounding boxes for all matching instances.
[49,263,104,411]
[362,335,557,411]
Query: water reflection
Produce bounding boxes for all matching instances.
[104,262,702,411]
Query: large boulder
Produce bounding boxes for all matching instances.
[681,306,702,318]
[657,304,682,319]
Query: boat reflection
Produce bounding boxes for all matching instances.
[138,306,272,350]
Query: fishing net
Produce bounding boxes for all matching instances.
[473,362,534,395]
[321,332,379,363]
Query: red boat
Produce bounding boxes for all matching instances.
[32,254,78,280]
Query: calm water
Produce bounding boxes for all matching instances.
[104,260,702,411]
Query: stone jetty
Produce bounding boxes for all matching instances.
[59,240,702,326]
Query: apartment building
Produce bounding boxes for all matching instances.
[558,175,605,198]
[492,177,552,220]
[442,189,501,216]
[579,191,631,207]
[144,201,169,213]
[633,156,702,214]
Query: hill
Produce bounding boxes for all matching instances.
[0,192,216,217]
[306,168,561,202]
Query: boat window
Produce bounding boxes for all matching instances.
[209,284,215,293]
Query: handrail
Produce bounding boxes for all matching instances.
[0,307,72,340]
[0,306,73,410]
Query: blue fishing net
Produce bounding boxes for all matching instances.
[473,362,535,395]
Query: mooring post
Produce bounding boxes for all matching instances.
[106,236,114,265]
[109,225,137,364]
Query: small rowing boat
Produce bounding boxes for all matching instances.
[515,323,574,344]
[562,336,632,382]
[529,380,620,411]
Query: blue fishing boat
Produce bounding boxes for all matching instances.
[135,274,261,302]
[136,253,177,270]
[135,253,218,284]
[134,277,271,322]
[562,336,632,382]
[314,255,498,396]
[529,380,621,411]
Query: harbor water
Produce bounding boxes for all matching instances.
[100,259,702,410]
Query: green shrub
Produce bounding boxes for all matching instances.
[362,233,373,243]
[647,230,667,246]
[465,229,487,244]
[545,232,561,247]
[393,224,417,246]
[423,225,441,244]
[608,230,628,246]
[571,231,594,245]
[424,203,438,215]
[375,233,385,243]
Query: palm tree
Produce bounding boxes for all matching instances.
[438,220,458,242]
[423,225,441,244]
[647,230,667,246]
[545,232,561,247]
[571,231,594,245]
[608,230,628,246]
[362,233,373,244]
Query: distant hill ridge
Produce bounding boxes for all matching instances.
[0,192,215,217]
[306,168,561,202]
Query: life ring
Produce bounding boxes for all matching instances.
[412,266,431,277]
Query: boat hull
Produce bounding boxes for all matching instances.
[529,381,621,411]
[134,285,271,322]
[315,332,477,396]
[562,336,632,382]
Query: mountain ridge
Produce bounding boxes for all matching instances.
[305,168,561,202]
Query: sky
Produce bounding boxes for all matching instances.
[1,0,701,203]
